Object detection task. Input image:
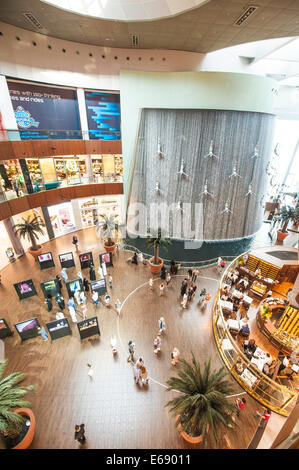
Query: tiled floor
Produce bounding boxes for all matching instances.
[0,228,285,449]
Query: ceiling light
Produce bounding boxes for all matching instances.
[23,12,45,29]
[234,6,259,26]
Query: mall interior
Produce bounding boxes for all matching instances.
[0,0,298,451]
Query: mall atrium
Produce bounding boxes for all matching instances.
[0,0,298,451]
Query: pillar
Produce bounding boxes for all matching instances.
[3,217,25,256]
[41,206,55,240]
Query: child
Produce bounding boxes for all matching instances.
[149,277,153,291]
[159,283,165,296]
[140,366,149,385]
[108,274,113,289]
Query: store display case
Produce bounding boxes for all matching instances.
[114,155,123,181]
[54,158,66,181]
[250,280,267,297]
[91,156,104,182]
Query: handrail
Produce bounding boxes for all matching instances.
[119,243,236,268]
[213,249,298,417]
[0,129,121,141]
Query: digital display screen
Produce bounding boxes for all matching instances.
[85,91,121,140]
[68,279,82,293]
[38,252,53,262]
[15,318,39,333]
[16,281,33,294]
[59,253,73,262]
[91,279,105,291]
[79,253,91,262]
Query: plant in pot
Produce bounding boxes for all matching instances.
[96,214,119,253]
[0,359,35,449]
[166,354,237,447]
[277,205,298,242]
[144,227,171,275]
[260,302,272,322]
[13,215,45,261]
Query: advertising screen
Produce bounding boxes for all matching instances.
[38,252,53,262]
[84,91,121,140]
[14,279,37,300]
[38,252,55,270]
[15,317,40,341]
[90,278,106,296]
[99,251,113,267]
[66,279,83,297]
[79,252,93,269]
[59,252,75,268]
[7,80,81,140]
[40,279,59,297]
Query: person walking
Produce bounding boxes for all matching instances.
[159,282,165,297]
[74,289,81,305]
[104,293,111,307]
[171,347,180,366]
[160,265,166,280]
[89,264,96,281]
[68,305,77,323]
[61,268,68,283]
[72,235,79,248]
[181,292,188,309]
[170,260,177,275]
[68,295,76,309]
[37,326,48,342]
[140,366,149,386]
[131,252,138,265]
[92,290,99,306]
[149,277,153,291]
[115,243,119,256]
[127,340,135,363]
[81,303,87,319]
[158,317,166,335]
[87,363,94,379]
[187,287,193,302]
[133,361,141,384]
[115,298,121,315]
[166,272,171,287]
[97,264,103,279]
[108,274,113,289]
[199,287,207,302]
[80,291,86,304]
[101,261,107,277]
[187,268,193,282]
[192,268,199,283]
[180,278,188,296]
[74,424,86,445]
[154,334,162,354]
[83,277,90,292]
[45,295,53,312]
[110,335,117,354]
[55,274,62,291]
[77,271,83,281]
[55,292,65,310]
[254,407,271,428]
[236,397,247,417]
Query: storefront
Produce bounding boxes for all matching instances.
[48,202,76,237]
[0,160,27,199]
[54,156,88,186]
[78,195,124,229]
[26,158,43,192]
[91,155,123,183]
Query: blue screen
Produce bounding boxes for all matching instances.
[84,91,121,140]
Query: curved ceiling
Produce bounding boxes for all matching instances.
[1,0,299,53]
[41,0,210,22]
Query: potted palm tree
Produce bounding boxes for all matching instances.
[166,354,237,447]
[13,215,45,261]
[277,205,298,242]
[145,227,171,274]
[96,214,119,253]
[0,360,35,449]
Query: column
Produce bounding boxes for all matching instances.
[71,199,83,230]
[76,88,89,140]
[41,206,55,240]
[3,217,25,256]
[19,159,34,194]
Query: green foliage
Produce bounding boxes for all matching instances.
[13,215,45,249]
[144,227,172,263]
[166,354,237,447]
[0,360,34,438]
[279,204,299,232]
[96,214,119,244]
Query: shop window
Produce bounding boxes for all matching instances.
[91,156,104,183]
[79,196,122,228]
[26,158,43,192]
[48,202,76,237]
[0,160,28,200]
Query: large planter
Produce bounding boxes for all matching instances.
[276,230,288,242]
[12,408,36,449]
[148,257,163,275]
[28,245,43,261]
[104,241,116,253]
[175,415,204,445]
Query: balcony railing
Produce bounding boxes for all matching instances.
[212,251,298,417]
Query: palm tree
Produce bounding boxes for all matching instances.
[13,215,45,251]
[166,354,237,447]
[0,360,34,439]
[96,214,119,246]
[279,205,298,233]
[144,227,171,265]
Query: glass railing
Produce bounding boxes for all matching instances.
[212,251,298,417]
[0,129,121,141]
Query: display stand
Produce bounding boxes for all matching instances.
[14,279,37,300]
[59,252,75,269]
[99,252,113,267]
[77,316,100,340]
[40,278,60,297]
[66,278,83,297]
[46,318,72,341]
[14,317,40,342]
[0,319,13,339]
[38,252,55,270]
[79,252,93,269]
[90,278,107,297]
